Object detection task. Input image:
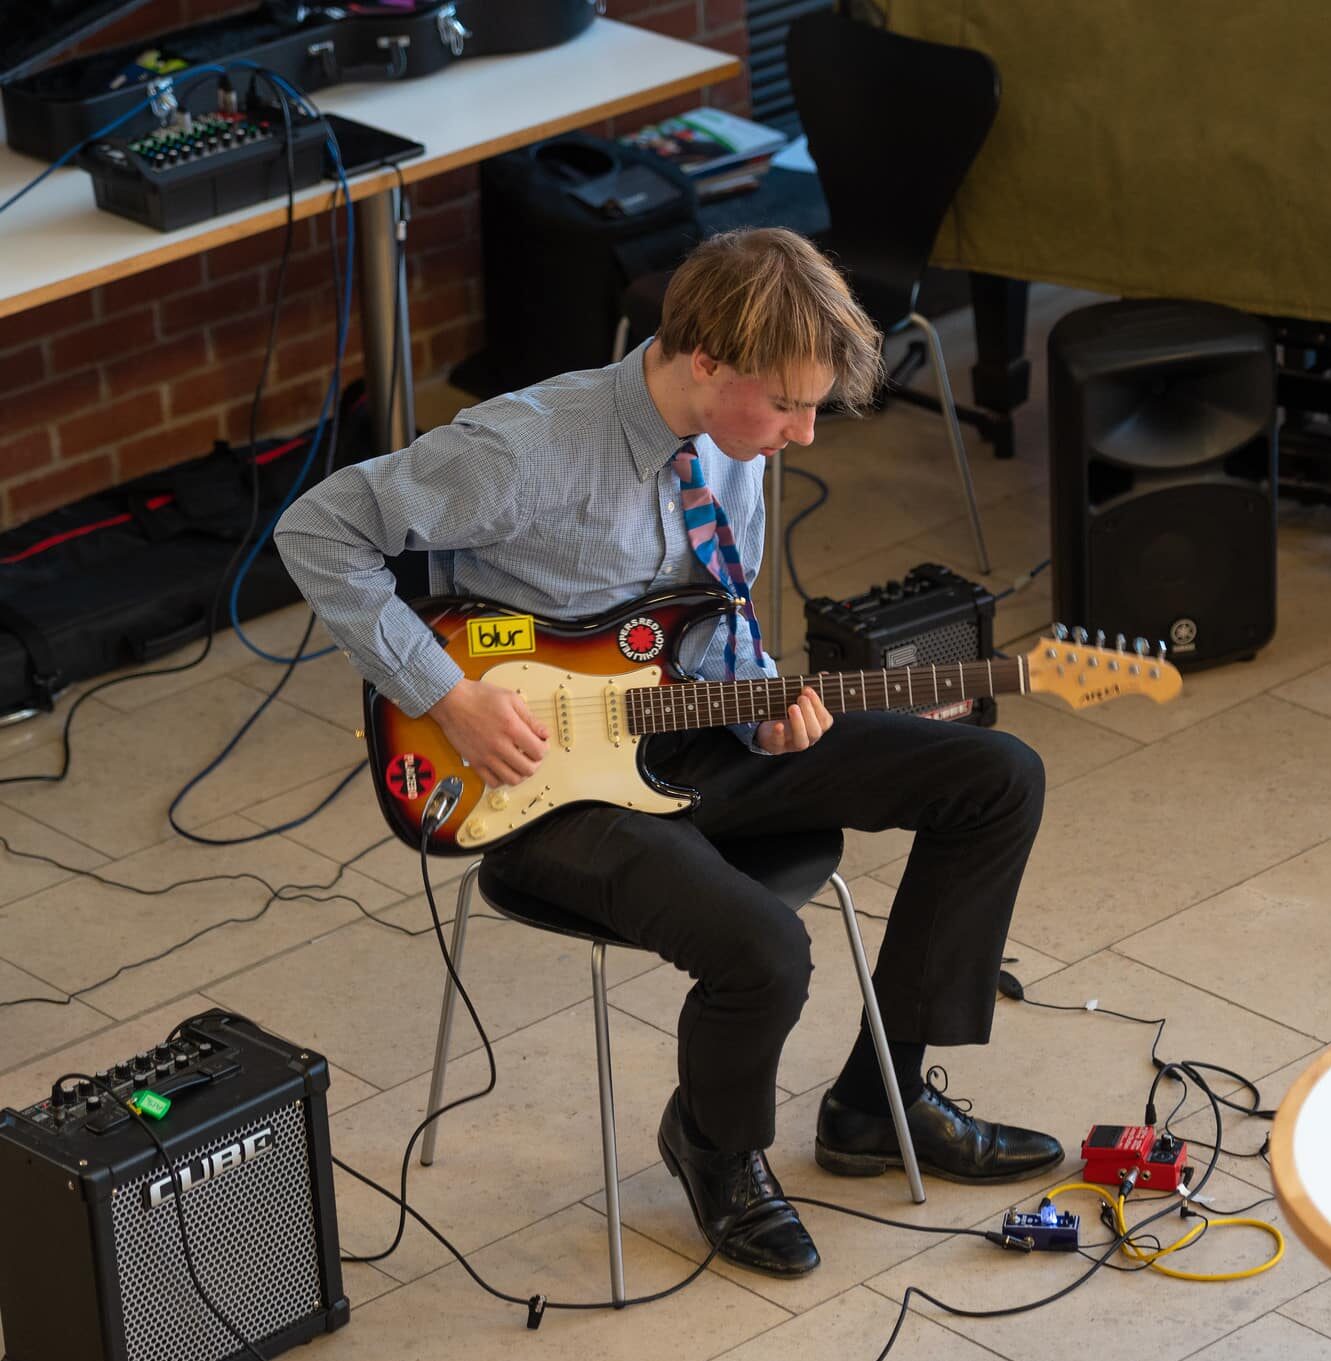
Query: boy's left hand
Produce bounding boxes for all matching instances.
[755,685,834,755]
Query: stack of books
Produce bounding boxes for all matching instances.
[620,107,788,201]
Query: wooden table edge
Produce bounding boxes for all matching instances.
[0,56,741,320]
[1271,1046,1331,1269]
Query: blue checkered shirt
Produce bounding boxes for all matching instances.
[274,340,777,745]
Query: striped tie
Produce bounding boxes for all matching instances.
[670,442,765,681]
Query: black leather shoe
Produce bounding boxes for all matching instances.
[657,1091,820,1277]
[815,1080,1064,1184]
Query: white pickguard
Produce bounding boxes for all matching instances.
[454,661,690,850]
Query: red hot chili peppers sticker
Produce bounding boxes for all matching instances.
[386,752,437,802]
[618,616,665,663]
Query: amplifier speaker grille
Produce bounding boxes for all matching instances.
[111,1101,322,1361]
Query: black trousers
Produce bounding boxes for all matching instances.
[486,711,1045,1152]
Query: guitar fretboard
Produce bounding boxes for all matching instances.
[624,658,1027,734]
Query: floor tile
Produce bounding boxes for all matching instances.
[86,604,327,713]
[207,909,657,1092]
[0,675,364,856]
[1009,695,1331,961]
[244,765,437,897]
[0,695,119,765]
[0,957,107,1073]
[714,1284,999,1360]
[310,1205,790,1361]
[867,1168,1327,1361]
[0,815,399,1019]
[234,644,366,732]
[1139,1310,1331,1360]
[1117,839,1331,1041]
[328,1002,677,1284]
[1282,1279,1331,1337]
[0,803,108,909]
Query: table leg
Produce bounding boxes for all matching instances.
[969,272,1030,460]
[356,187,415,455]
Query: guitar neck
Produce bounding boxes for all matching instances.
[625,657,1029,734]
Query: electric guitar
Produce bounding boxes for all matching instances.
[363,586,1182,854]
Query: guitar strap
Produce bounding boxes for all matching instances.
[670,442,765,681]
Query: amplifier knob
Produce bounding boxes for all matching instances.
[155,1061,172,1078]
[77,1081,94,1100]
[86,1091,102,1110]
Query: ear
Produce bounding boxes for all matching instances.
[690,348,721,384]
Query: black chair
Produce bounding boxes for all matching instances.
[614,9,1000,583]
[419,830,925,1304]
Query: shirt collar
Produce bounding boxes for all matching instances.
[616,337,689,482]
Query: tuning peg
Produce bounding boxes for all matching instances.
[1133,637,1149,656]
[1053,622,1069,641]
[1095,629,1106,649]
[1072,626,1089,644]
[1115,633,1127,652]
[1157,640,1168,660]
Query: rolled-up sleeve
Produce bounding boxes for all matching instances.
[275,421,530,717]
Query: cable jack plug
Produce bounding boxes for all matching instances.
[526,1293,547,1329]
[985,1230,1034,1253]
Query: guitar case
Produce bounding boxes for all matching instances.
[2,0,599,163]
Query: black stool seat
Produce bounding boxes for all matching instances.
[477,829,846,947]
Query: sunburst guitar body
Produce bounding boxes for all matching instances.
[363,586,1182,855]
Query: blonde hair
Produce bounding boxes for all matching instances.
[655,228,883,412]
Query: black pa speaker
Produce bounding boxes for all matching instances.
[1048,299,1277,670]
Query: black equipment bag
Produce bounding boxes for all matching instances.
[460,131,700,395]
[0,430,315,721]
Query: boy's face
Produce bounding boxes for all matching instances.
[692,352,836,463]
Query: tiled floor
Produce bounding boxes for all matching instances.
[3,285,1330,1359]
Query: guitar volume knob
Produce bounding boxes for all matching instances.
[488,790,510,810]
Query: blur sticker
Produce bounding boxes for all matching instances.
[466,614,536,657]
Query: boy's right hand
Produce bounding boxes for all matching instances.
[428,678,549,789]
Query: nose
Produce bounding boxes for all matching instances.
[784,407,816,446]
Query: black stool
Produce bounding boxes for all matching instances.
[419,830,925,1303]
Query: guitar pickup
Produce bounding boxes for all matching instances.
[603,682,624,747]
[555,685,574,750]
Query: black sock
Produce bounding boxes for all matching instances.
[830,1030,925,1115]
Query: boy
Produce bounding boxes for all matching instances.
[276,228,1060,1278]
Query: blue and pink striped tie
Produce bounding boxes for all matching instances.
[670,442,765,681]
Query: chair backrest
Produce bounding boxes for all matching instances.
[786,10,999,310]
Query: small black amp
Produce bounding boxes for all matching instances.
[0,1011,348,1361]
[804,562,997,726]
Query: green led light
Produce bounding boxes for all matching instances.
[130,1090,171,1120]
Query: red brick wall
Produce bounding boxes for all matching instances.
[0,0,749,528]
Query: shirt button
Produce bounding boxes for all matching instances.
[666,500,676,511]
[663,566,674,575]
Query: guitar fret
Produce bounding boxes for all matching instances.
[931,663,939,704]
[957,661,965,699]
[987,658,994,696]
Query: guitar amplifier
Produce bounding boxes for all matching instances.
[804,563,998,726]
[0,1012,348,1361]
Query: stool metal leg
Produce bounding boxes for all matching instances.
[611,316,631,364]
[829,871,927,1204]
[421,860,480,1168]
[908,311,991,576]
[591,941,627,1305]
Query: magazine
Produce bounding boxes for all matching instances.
[621,107,787,177]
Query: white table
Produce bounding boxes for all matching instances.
[0,20,739,446]
[1271,1047,1331,1269]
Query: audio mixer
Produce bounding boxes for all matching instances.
[82,106,326,231]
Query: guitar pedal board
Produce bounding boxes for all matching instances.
[81,106,326,231]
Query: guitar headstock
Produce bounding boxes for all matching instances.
[1024,625,1182,709]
